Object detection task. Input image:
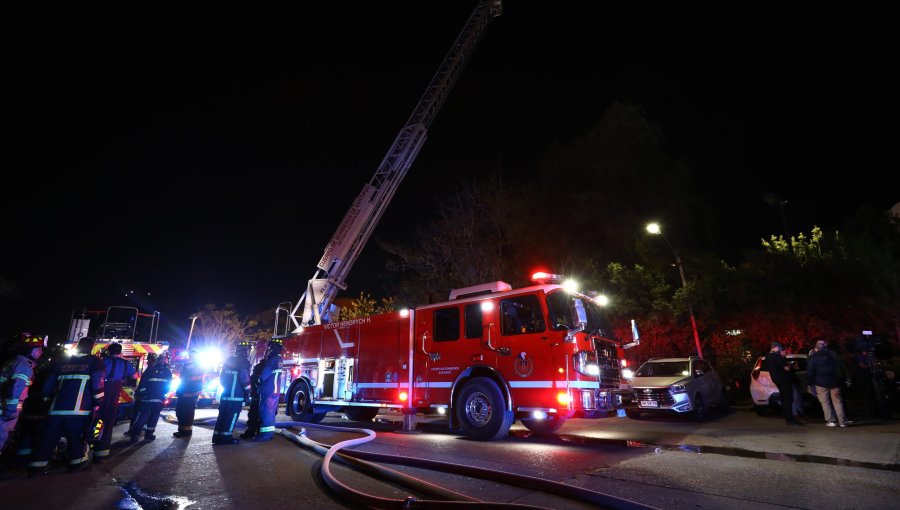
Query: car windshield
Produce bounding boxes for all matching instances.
[635,361,690,377]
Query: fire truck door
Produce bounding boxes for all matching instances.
[495,295,550,392]
[414,304,479,407]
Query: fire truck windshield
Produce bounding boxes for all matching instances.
[546,291,614,339]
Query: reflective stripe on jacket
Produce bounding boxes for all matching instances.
[1,355,36,410]
[44,354,105,416]
[258,354,284,396]
[219,355,251,402]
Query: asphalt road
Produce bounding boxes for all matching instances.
[1,404,898,509]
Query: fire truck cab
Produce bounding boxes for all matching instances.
[65,306,169,419]
[280,276,625,440]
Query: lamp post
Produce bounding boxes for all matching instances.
[186,314,200,351]
[646,223,704,359]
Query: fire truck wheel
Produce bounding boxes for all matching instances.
[286,380,315,422]
[344,407,379,422]
[521,416,566,435]
[456,377,514,441]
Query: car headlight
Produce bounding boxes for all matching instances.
[670,384,687,394]
[622,368,634,379]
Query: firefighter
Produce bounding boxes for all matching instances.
[240,354,265,440]
[255,338,284,442]
[0,334,45,454]
[126,352,172,441]
[93,342,139,463]
[173,349,203,438]
[10,345,55,467]
[28,337,105,476]
[212,341,252,445]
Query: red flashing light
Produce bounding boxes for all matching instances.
[532,271,563,284]
[399,391,409,402]
[620,359,628,368]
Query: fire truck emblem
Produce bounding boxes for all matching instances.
[515,352,534,378]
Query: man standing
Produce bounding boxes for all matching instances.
[240,355,265,440]
[28,337,105,476]
[213,341,252,445]
[126,352,172,441]
[173,349,203,438]
[808,339,850,427]
[0,334,44,453]
[765,342,803,426]
[93,342,139,463]
[255,339,284,442]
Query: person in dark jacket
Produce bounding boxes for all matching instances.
[28,337,105,476]
[807,338,850,427]
[173,349,203,438]
[212,341,252,445]
[126,352,172,441]
[240,355,265,440]
[765,341,803,426]
[0,334,44,454]
[10,349,54,467]
[93,342,139,463]
[255,339,284,442]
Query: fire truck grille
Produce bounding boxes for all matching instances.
[632,388,674,406]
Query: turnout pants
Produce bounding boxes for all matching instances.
[10,412,45,467]
[29,415,91,471]
[94,380,124,459]
[128,400,164,438]
[213,399,243,442]
[257,393,280,440]
[0,415,19,453]
[175,393,199,434]
[244,393,260,436]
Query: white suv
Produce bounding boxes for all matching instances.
[626,357,727,421]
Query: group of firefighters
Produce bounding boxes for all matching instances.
[0,333,285,476]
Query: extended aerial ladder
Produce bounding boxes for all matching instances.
[277,1,502,333]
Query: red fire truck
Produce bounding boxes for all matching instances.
[279,274,628,440]
[271,1,631,440]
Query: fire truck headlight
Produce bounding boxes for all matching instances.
[557,392,571,405]
[531,410,548,420]
[586,364,600,376]
[562,279,578,293]
[622,368,634,379]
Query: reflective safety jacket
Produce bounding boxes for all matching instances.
[136,364,173,403]
[43,354,105,416]
[219,355,251,403]
[0,355,36,413]
[176,360,204,397]
[258,353,284,396]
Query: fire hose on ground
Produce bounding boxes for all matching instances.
[275,420,659,510]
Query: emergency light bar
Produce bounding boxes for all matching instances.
[531,272,564,284]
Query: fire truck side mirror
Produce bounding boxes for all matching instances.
[566,299,588,343]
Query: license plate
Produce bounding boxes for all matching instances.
[640,400,658,408]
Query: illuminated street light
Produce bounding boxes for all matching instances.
[646,222,704,359]
[186,314,200,351]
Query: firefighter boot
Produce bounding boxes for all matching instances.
[239,430,257,440]
[172,430,192,438]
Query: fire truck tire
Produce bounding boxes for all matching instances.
[286,380,316,422]
[344,407,379,422]
[456,377,514,441]
[521,416,566,435]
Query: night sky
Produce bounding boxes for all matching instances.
[4,3,893,343]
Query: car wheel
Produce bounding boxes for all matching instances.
[693,394,707,421]
[625,409,642,419]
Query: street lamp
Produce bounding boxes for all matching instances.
[186,314,200,351]
[646,222,704,359]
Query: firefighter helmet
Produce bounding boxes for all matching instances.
[22,334,47,348]
[236,340,252,352]
[147,352,159,363]
[268,338,283,353]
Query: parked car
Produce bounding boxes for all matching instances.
[749,354,818,416]
[626,356,728,421]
